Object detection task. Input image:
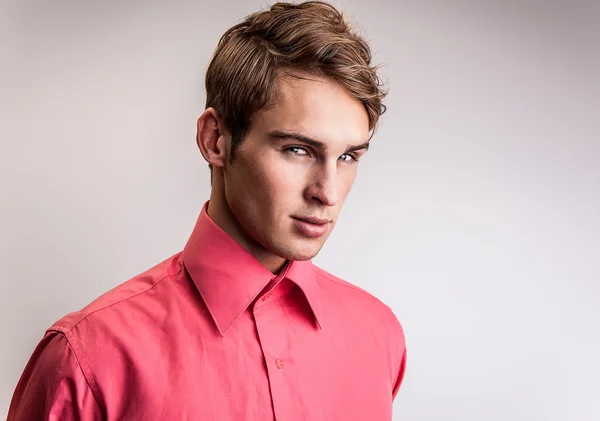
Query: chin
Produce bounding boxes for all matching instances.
[287,250,319,261]
[273,241,323,262]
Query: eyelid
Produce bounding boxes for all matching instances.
[287,145,308,151]
[284,145,311,156]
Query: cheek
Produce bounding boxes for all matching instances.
[256,154,306,194]
[231,153,297,208]
[339,168,358,197]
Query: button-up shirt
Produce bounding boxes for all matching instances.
[8,202,406,420]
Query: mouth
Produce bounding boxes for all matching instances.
[291,216,331,238]
[292,216,331,225]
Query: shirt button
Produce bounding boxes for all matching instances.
[262,293,272,302]
[275,358,284,369]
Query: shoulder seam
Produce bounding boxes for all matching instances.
[47,328,105,415]
[312,266,376,297]
[54,261,185,333]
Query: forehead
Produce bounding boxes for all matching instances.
[252,72,370,147]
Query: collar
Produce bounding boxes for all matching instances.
[182,201,324,336]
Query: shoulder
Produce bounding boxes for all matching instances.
[7,330,104,420]
[49,253,185,333]
[311,264,405,339]
[311,264,407,387]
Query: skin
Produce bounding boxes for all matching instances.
[196,71,370,273]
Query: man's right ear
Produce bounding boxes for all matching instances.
[196,108,227,169]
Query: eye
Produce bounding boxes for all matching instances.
[284,146,310,156]
[339,153,358,163]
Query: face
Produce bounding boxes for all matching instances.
[218,73,370,266]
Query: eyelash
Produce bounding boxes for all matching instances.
[284,146,359,163]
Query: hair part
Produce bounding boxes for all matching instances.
[204,1,387,177]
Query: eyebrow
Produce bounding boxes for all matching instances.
[268,130,370,154]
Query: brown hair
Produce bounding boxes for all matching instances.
[205,1,387,163]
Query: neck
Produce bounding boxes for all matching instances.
[207,181,287,274]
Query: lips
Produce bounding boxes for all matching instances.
[291,216,331,238]
[292,216,330,225]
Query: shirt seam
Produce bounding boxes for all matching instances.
[54,261,185,333]
[311,265,379,298]
[45,261,185,415]
[47,328,105,416]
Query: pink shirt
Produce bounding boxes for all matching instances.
[8,203,406,420]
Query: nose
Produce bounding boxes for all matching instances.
[304,163,339,207]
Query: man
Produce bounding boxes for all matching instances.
[8,1,406,420]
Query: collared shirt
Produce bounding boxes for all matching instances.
[8,202,406,421]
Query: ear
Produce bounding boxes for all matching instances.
[196,108,228,168]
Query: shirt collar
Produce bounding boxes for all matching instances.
[182,201,324,336]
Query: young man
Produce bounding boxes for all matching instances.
[8,2,406,420]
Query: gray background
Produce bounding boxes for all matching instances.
[1,0,599,420]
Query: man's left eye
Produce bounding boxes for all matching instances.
[339,154,357,162]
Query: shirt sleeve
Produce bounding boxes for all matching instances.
[392,348,407,400]
[7,330,103,421]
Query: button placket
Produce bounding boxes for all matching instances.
[253,287,293,421]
